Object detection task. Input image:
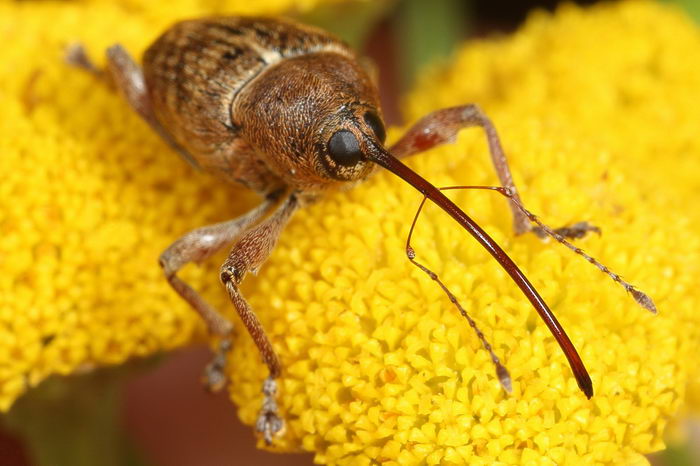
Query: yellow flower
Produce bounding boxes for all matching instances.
[228,1,700,463]
[1,1,698,465]
[0,0,372,412]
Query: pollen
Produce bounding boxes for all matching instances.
[1,1,699,465]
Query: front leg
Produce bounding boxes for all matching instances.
[219,193,300,444]
[390,104,599,239]
[159,196,278,390]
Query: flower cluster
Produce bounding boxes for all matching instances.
[229,1,700,463]
[1,1,699,464]
[1,0,336,414]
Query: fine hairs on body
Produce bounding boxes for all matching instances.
[67,16,656,445]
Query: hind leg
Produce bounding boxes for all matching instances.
[66,43,198,167]
[67,43,154,125]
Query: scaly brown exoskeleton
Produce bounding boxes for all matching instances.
[67,16,656,445]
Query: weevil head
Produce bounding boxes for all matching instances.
[234,52,386,192]
[316,104,387,182]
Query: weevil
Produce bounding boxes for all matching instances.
[68,16,656,444]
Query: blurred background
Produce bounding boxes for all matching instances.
[2,0,699,464]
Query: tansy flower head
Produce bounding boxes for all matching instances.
[0,0,377,414]
[227,1,700,463]
[1,1,699,465]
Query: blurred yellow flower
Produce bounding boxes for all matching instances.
[1,0,699,465]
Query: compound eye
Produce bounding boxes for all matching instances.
[364,112,386,144]
[328,130,362,166]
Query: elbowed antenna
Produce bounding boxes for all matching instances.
[365,142,594,399]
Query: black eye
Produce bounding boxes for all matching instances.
[328,130,362,166]
[364,112,386,144]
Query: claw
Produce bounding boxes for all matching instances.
[630,287,658,314]
[256,376,284,444]
[203,340,231,392]
[64,43,103,77]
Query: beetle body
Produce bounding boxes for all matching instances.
[144,17,381,194]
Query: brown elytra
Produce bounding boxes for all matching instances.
[67,16,655,445]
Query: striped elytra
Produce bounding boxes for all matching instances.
[143,17,381,193]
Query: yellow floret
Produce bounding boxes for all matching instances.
[1,0,699,465]
[227,1,700,463]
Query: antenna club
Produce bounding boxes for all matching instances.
[630,288,658,314]
[496,363,513,393]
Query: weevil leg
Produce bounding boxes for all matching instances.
[103,44,158,126]
[390,104,600,239]
[65,43,104,78]
[66,43,156,126]
[67,43,200,168]
[390,105,529,234]
[160,195,279,390]
[220,193,300,445]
